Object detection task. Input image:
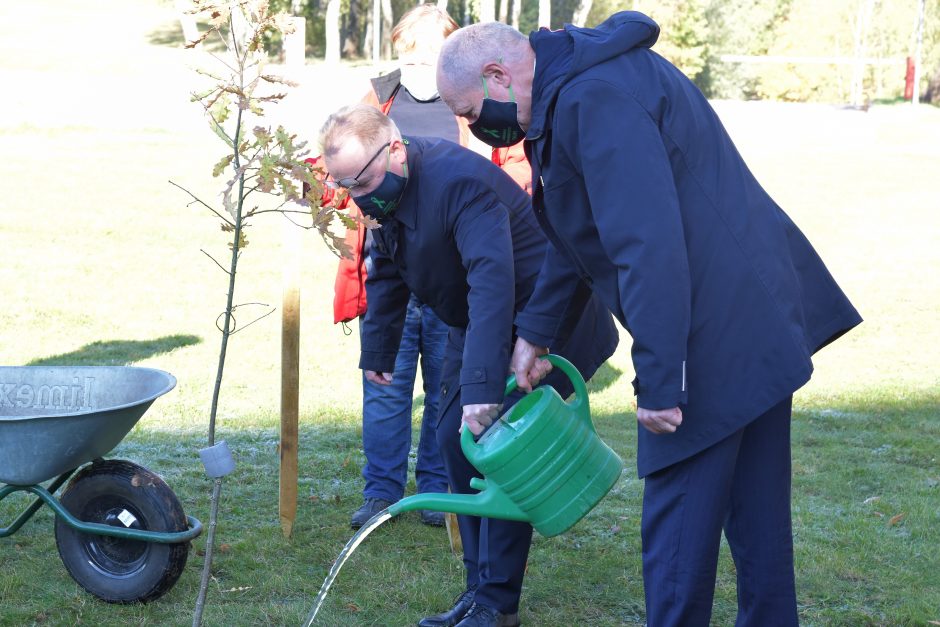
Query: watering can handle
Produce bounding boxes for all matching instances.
[462,354,593,451]
[502,354,589,412]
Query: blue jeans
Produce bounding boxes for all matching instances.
[361,295,449,502]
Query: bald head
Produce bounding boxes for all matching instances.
[318,104,407,197]
[319,104,399,157]
[437,22,531,109]
[437,22,536,132]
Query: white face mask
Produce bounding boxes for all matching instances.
[399,63,440,102]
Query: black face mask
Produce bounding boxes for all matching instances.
[468,79,525,148]
[352,168,408,219]
[349,141,410,220]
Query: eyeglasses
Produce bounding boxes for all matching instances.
[326,141,391,190]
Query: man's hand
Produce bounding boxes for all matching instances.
[461,403,502,436]
[364,370,393,386]
[637,406,683,434]
[510,337,551,392]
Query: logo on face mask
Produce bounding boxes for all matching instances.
[350,140,411,219]
[352,161,408,219]
[477,126,520,144]
[369,196,396,214]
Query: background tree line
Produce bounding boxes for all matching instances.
[261,0,940,103]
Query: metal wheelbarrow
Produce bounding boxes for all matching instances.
[0,366,202,603]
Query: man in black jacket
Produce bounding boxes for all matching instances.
[319,103,619,627]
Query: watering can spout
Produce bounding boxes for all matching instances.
[387,479,528,522]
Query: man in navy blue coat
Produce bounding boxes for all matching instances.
[437,13,862,626]
[319,104,618,627]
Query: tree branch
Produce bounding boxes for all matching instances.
[248,207,312,217]
[282,211,315,230]
[228,303,277,335]
[200,249,232,275]
[169,179,235,227]
[207,49,238,74]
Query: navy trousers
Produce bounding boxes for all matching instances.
[641,396,799,627]
[435,298,615,613]
[436,328,537,614]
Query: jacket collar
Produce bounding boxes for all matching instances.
[526,28,574,141]
[387,136,419,230]
[526,13,660,142]
[371,69,402,106]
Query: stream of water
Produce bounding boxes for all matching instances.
[302,508,394,626]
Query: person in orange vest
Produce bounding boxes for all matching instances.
[310,5,531,533]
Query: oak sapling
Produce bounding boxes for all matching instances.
[171,2,364,624]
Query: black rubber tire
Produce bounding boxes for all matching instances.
[54,460,190,603]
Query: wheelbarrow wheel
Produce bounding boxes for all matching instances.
[54,460,190,603]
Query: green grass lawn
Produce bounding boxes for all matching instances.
[2,1,939,625]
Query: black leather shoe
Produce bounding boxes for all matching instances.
[350,497,393,529]
[417,586,476,627]
[455,603,520,627]
[420,509,445,527]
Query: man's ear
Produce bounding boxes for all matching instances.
[389,138,408,164]
[482,61,513,88]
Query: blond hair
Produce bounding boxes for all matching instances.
[319,104,401,158]
[392,4,459,58]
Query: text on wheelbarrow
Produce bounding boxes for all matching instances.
[0,377,97,411]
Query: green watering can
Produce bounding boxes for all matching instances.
[388,354,623,537]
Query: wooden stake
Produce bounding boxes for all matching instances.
[279,16,306,540]
[444,512,462,555]
[279,226,300,538]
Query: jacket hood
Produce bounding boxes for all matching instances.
[528,11,659,139]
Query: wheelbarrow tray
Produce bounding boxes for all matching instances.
[0,366,176,486]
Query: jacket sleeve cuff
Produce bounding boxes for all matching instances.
[636,391,688,410]
[359,350,396,374]
[459,366,505,406]
[514,312,556,349]
[633,378,688,410]
[460,382,505,406]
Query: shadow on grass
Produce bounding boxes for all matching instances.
[586,360,623,394]
[26,335,201,367]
